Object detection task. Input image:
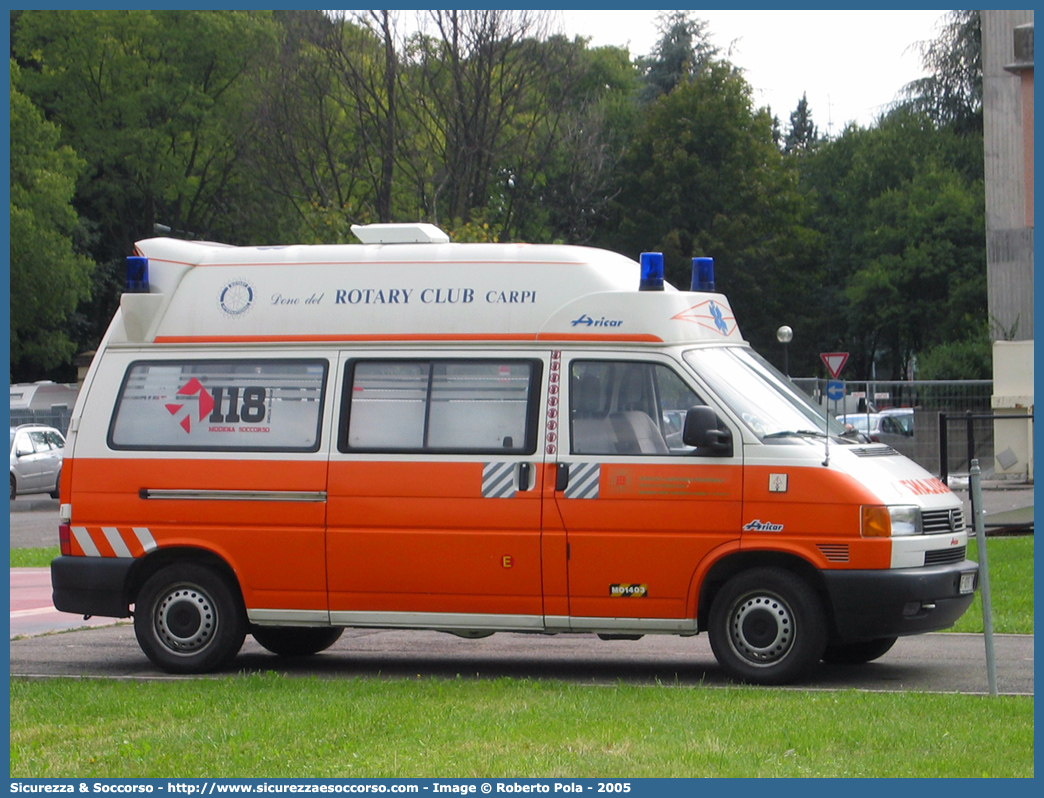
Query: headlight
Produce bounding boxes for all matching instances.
[888,505,923,536]
[861,505,923,537]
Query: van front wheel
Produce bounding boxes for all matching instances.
[252,626,343,657]
[708,567,827,685]
[134,564,246,674]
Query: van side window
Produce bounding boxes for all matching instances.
[570,360,705,456]
[109,360,327,452]
[342,360,540,454]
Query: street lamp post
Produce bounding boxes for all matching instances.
[776,325,793,376]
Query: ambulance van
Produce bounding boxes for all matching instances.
[51,223,978,684]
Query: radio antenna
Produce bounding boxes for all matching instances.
[822,395,830,467]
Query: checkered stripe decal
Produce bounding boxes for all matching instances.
[564,462,600,499]
[71,526,157,558]
[482,461,517,499]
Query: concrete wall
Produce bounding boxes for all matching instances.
[982,10,1034,341]
[983,11,1034,483]
[991,340,1034,480]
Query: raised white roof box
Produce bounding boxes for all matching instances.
[350,223,450,245]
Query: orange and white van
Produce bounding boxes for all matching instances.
[51,223,978,684]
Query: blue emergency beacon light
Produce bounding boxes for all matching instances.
[126,256,150,293]
[691,257,715,291]
[639,252,665,291]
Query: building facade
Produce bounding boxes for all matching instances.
[982,10,1034,480]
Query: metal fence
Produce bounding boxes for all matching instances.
[792,379,1025,480]
[9,407,74,436]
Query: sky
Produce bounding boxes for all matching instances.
[554,9,947,132]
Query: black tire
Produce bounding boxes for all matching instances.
[822,636,898,664]
[49,469,61,499]
[10,474,16,500]
[708,567,828,685]
[252,626,343,657]
[134,563,246,674]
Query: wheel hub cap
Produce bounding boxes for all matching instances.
[156,587,215,654]
[730,595,794,665]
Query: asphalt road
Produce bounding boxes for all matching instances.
[8,623,1034,695]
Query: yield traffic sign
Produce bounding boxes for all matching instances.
[820,352,849,379]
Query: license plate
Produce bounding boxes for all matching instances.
[959,572,976,594]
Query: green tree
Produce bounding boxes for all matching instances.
[13,10,280,259]
[9,60,94,378]
[13,10,282,353]
[475,35,641,244]
[897,10,982,134]
[915,321,992,380]
[602,61,823,367]
[844,167,985,378]
[407,10,598,238]
[248,10,378,243]
[784,93,819,155]
[637,11,718,102]
[799,110,985,379]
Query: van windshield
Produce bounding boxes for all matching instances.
[683,347,848,442]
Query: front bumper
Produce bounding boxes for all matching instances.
[51,555,134,618]
[822,560,978,642]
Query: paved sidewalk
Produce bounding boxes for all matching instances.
[10,567,122,638]
[951,484,1034,534]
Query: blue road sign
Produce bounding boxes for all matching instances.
[826,380,845,402]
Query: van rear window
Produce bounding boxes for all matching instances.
[109,360,327,451]
[341,359,540,454]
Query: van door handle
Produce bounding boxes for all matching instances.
[555,463,570,492]
[517,462,532,491]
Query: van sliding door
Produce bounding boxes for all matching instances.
[326,352,547,632]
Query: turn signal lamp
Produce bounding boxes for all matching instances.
[639,252,665,291]
[691,257,715,291]
[861,506,891,538]
[126,256,150,293]
[861,506,924,537]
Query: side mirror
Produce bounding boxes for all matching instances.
[682,406,733,456]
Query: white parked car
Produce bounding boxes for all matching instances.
[10,424,65,500]
[838,409,914,448]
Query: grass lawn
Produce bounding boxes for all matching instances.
[9,676,1034,778]
[10,545,59,568]
[950,535,1033,634]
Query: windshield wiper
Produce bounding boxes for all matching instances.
[763,429,829,440]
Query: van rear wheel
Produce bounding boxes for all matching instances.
[708,567,827,685]
[134,563,246,674]
[252,626,343,657]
